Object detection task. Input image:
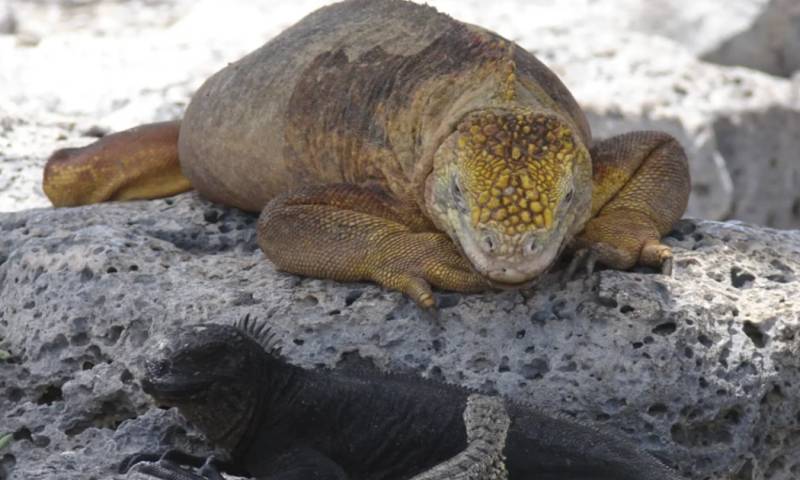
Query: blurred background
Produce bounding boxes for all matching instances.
[1,0,798,227]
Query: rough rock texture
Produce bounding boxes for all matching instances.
[1,193,799,480]
[2,2,800,480]
[1,0,800,228]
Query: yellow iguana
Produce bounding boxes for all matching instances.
[43,0,690,307]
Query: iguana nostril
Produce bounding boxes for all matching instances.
[524,236,537,255]
[483,235,495,253]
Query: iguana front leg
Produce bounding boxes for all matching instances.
[121,448,349,480]
[121,450,231,480]
[567,131,690,277]
[257,184,488,308]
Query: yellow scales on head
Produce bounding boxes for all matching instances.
[456,111,577,237]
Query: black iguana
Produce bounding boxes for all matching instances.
[120,317,684,479]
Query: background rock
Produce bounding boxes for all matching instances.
[429,0,771,56]
[0,0,16,35]
[703,0,800,78]
[1,0,799,227]
[1,193,799,480]
[713,107,800,228]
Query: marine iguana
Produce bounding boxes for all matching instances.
[43,0,690,307]
[120,317,684,479]
[124,393,511,480]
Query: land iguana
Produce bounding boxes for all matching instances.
[42,0,690,307]
[119,316,684,479]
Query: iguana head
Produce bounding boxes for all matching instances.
[140,318,279,453]
[425,108,592,286]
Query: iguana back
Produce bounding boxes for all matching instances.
[178,0,588,211]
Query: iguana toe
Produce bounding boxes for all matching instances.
[120,451,161,474]
[379,272,435,308]
[198,456,226,480]
[562,247,599,285]
[640,239,674,276]
[369,232,488,308]
[121,450,225,480]
[127,460,201,480]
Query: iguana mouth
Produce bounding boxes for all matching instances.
[452,211,564,285]
[142,356,213,401]
[141,377,212,401]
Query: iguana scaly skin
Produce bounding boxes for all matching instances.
[123,394,510,480]
[409,395,509,480]
[121,318,684,480]
[42,0,690,307]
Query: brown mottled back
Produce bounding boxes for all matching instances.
[178,0,587,212]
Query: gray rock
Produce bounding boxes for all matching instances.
[1,193,799,480]
[703,0,800,78]
[713,107,800,228]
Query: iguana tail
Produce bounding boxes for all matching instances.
[505,403,684,479]
[43,121,192,207]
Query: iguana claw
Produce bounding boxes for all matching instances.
[661,256,674,276]
[640,239,675,276]
[563,238,675,284]
[121,450,225,480]
[562,247,599,285]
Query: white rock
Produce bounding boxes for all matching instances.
[0,0,16,35]
[428,0,770,56]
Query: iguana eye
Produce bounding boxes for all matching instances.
[564,188,574,203]
[451,177,468,213]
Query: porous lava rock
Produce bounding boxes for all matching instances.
[1,193,798,479]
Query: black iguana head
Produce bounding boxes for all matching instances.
[141,315,281,453]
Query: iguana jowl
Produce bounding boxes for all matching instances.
[121,318,685,480]
[42,0,690,308]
